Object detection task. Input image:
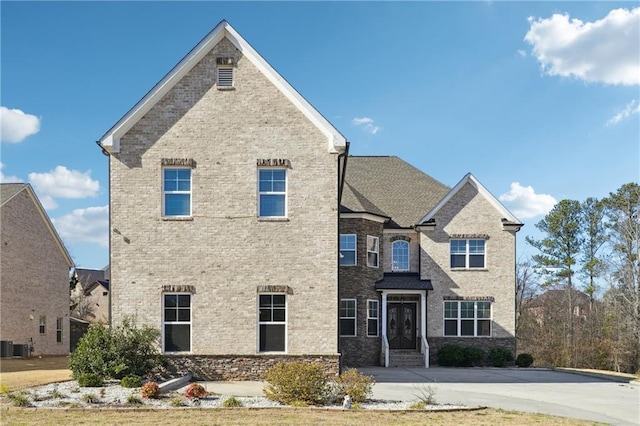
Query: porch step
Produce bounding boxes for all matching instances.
[389,350,425,367]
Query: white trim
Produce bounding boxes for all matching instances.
[339,234,357,266]
[450,238,486,269]
[257,168,288,219]
[162,293,192,353]
[340,212,389,223]
[339,298,357,337]
[257,293,287,353]
[367,235,379,268]
[162,166,192,218]
[391,240,410,272]
[366,299,379,337]
[443,300,492,337]
[418,173,522,226]
[99,20,347,154]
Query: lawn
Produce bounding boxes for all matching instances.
[0,356,71,390]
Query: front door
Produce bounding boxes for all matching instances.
[387,302,416,349]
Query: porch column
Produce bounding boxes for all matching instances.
[421,290,428,368]
[381,291,388,367]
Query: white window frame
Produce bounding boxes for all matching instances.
[217,65,234,88]
[450,239,486,269]
[392,240,410,271]
[366,299,379,337]
[258,168,287,218]
[443,300,492,337]
[367,236,379,268]
[39,315,46,334]
[56,317,63,343]
[339,299,357,337]
[339,234,357,266]
[162,167,192,218]
[162,293,192,353]
[258,293,287,353]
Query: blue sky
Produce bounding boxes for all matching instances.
[2,1,638,270]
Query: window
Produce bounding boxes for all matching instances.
[444,301,491,337]
[367,236,379,268]
[258,169,287,217]
[163,168,191,217]
[392,240,410,271]
[217,66,233,87]
[450,239,485,268]
[259,294,286,352]
[367,300,379,337]
[163,294,191,352]
[339,299,357,336]
[56,318,63,343]
[339,234,357,266]
[39,316,46,334]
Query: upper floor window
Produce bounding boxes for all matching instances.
[163,168,191,217]
[450,239,485,269]
[339,234,357,266]
[258,169,287,218]
[444,301,491,337]
[392,240,410,271]
[367,236,379,268]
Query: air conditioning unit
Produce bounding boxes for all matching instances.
[0,340,13,358]
[13,343,30,358]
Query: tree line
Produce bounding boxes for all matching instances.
[516,182,639,374]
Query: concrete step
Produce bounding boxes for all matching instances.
[389,350,425,367]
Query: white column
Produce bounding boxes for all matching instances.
[381,291,388,367]
[421,290,428,368]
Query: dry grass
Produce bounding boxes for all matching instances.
[0,407,603,425]
[0,356,72,390]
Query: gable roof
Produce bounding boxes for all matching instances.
[418,173,523,227]
[75,267,108,291]
[1,183,74,267]
[98,20,347,154]
[340,156,450,228]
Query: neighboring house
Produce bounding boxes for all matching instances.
[0,183,74,356]
[72,267,110,325]
[97,20,522,377]
[526,289,594,324]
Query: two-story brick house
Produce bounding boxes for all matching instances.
[98,21,522,378]
[338,158,522,367]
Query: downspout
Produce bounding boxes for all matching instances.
[96,141,111,327]
[336,142,350,372]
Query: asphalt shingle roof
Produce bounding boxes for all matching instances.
[341,156,450,228]
[0,183,28,206]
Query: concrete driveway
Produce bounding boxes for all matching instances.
[358,367,640,426]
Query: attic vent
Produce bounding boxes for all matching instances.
[217,66,234,88]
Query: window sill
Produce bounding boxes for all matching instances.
[443,335,492,338]
[217,86,235,91]
[162,217,194,221]
[450,268,488,271]
[339,335,357,338]
[258,217,289,222]
[339,264,357,267]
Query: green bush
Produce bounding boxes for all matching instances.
[222,396,243,407]
[331,368,375,403]
[120,375,143,388]
[515,353,534,368]
[437,344,485,367]
[68,316,162,380]
[77,373,104,387]
[489,347,514,367]
[263,361,329,405]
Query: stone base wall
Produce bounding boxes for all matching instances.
[155,354,340,381]
[340,337,381,368]
[428,337,516,366]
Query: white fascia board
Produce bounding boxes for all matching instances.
[99,21,347,154]
[382,229,417,234]
[340,212,389,223]
[418,173,522,226]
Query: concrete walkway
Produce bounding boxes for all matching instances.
[198,367,639,426]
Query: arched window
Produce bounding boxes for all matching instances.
[392,240,410,271]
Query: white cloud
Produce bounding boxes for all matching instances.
[524,7,640,85]
[28,166,100,209]
[352,117,380,134]
[0,163,23,183]
[52,205,109,247]
[499,182,557,219]
[517,49,527,58]
[0,106,41,143]
[607,99,640,125]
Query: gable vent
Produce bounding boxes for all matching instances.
[217,67,233,88]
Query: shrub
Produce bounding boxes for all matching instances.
[438,345,485,367]
[126,394,143,405]
[184,383,208,399]
[68,316,162,380]
[170,396,185,407]
[413,383,437,405]
[222,396,243,407]
[81,393,99,403]
[489,347,514,367]
[332,369,375,403]
[141,381,161,399]
[263,361,329,405]
[120,375,143,388]
[462,347,485,367]
[8,392,31,407]
[77,373,104,387]
[516,353,534,368]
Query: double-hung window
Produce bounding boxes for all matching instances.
[258,169,287,218]
[163,294,191,352]
[339,299,357,337]
[367,300,379,337]
[450,239,485,268]
[392,240,410,271]
[367,236,379,268]
[444,301,491,337]
[39,316,46,334]
[259,294,286,352]
[56,317,63,343]
[339,234,357,266]
[163,168,191,217]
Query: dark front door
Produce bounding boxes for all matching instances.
[387,303,417,350]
